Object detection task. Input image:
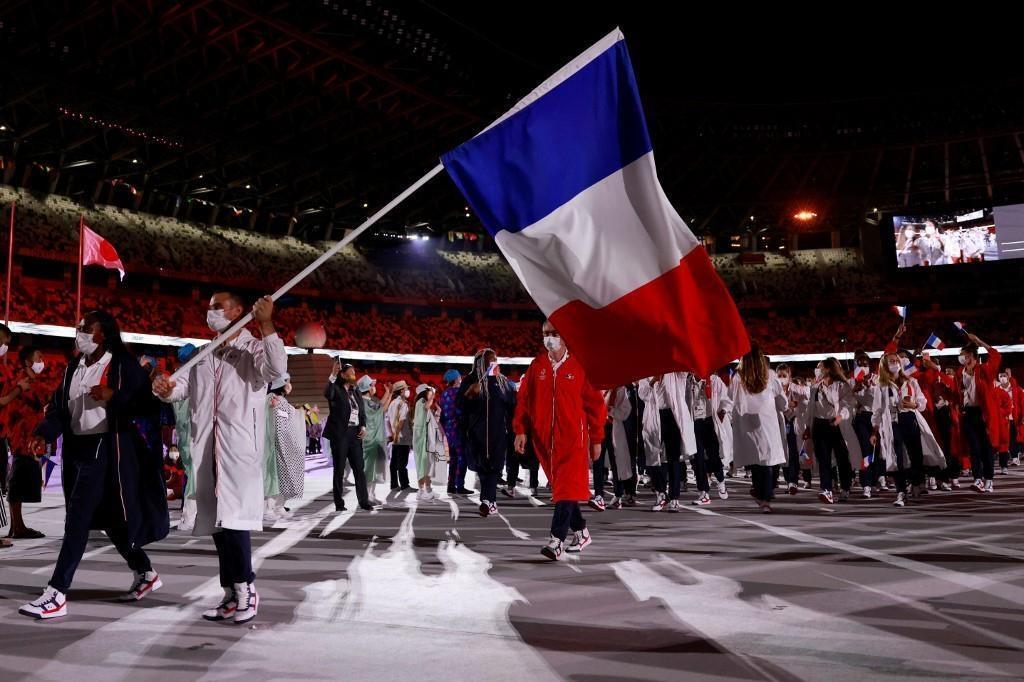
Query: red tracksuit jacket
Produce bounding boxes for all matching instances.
[513,351,606,503]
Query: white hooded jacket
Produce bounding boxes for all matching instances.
[159,329,287,534]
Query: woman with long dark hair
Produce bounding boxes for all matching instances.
[458,348,516,517]
[19,310,169,619]
[730,346,787,513]
[870,352,944,507]
[807,357,856,504]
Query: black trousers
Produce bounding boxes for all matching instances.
[50,437,152,594]
[508,456,539,490]
[813,418,852,492]
[933,405,959,482]
[389,443,411,490]
[212,528,254,587]
[962,406,995,480]
[852,411,884,487]
[330,426,370,508]
[783,418,801,484]
[750,465,775,502]
[693,417,724,492]
[658,409,684,498]
[550,501,585,541]
[888,412,924,493]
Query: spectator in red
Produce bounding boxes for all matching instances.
[513,320,605,561]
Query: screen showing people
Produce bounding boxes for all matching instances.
[892,208,995,268]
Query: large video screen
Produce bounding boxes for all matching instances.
[892,203,1024,268]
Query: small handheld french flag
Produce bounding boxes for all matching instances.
[925,333,945,350]
[954,321,969,336]
[892,305,908,320]
[903,358,918,377]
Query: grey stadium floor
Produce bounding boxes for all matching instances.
[2,456,1023,681]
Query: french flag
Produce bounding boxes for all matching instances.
[441,29,748,387]
[892,305,907,320]
[925,333,945,350]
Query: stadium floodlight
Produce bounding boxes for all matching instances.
[794,210,818,221]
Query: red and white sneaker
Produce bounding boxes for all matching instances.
[970,479,984,493]
[588,495,606,512]
[541,536,564,561]
[202,588,238,622]
[19,585,67,620]
[233,581,259,625]
[818,490,835,504]
[119,570,163,602]
[651,492,668,512]
[692,492,711,506]
[565,528,592,554]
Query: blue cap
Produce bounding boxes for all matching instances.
[443,369,461,384]
[177,343,197,363]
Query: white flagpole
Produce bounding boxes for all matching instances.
[171,162,445,381]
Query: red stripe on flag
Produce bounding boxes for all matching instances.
[550,246,750,388]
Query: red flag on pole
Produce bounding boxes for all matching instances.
[81,223,126,280]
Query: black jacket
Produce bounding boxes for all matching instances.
[324,378,366,441]
[35,351,170,548]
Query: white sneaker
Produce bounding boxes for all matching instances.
[19,585,67,620]
[588,495,606,512]
[119,570,162,602]
[202,587,238,621]
[878,479,890,491]
[565,528,592,553]
[608,496,622,509]
[862,486,872,499]
[692,492,711,506]
[233,582,259,625]
[1000,467,1009,475]
[798,481,810,490]
[1013,457,1021,466]
[894,492,906,507]
[541,535,563,561]
[787,482,798,495]
[717,481,728,500]
[667,499,681,512]
[939,482,952,491]
[984,480,994,493]
[818,490,834,504]
[971,479,984,493]
[651,492,667,512]
[951,479,961,489]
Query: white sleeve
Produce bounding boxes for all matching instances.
[254,333,288,386]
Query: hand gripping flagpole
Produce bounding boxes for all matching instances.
[170,163,446,382]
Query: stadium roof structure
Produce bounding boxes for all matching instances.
[2,2,1024,241]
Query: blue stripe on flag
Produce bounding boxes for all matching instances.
[442,39,652,236]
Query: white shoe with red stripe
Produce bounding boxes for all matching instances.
[565,528,592,553]
[119,570,163,602]
[202,588,238,622]
[19,585,67,620]
[233,581,259,625]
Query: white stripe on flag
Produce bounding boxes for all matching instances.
[493,152,699,314]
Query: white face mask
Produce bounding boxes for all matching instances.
[904,228,915,239]
[779,376,790,386]
[887,361,901,374]
[31,361,45,375]
[76,331,99,356]
[0,343,7,358]
[169,451,180,461]
[207,308,231,333]
[958,354,969,366]
[814,368,823,380]
[543,335,562,353]
[402,389,410,399]
[1000,376,1009,386]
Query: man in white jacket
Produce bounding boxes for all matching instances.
[153,292,286,625]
